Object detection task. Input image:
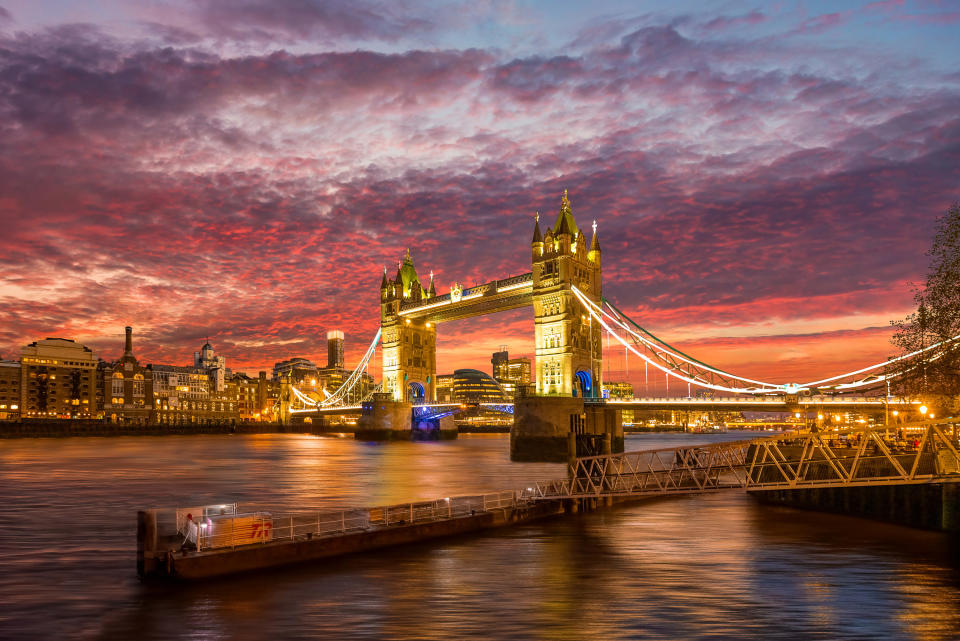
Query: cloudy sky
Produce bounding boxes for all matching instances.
[0,0,957,391]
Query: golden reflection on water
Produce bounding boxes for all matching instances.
[1,433,958,641]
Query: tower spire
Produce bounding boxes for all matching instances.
[589,218,601,260]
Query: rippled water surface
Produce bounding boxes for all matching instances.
[1,432,958,640]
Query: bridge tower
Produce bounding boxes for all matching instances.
[380,251,438,402]
[531,190,603,397]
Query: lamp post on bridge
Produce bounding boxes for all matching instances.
[884,379,890,439]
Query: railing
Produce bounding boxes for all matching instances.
[179,492,518,552]
[399,292,451,312]
[495,273,533,290]
[611,396,915,405]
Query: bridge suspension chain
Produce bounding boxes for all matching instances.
[289,327,382,411]
[571,286,960,395]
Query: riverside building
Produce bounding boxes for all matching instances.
[20,338,97,418]
[101,327,154,424]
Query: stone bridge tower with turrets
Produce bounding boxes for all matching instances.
[531,190,603,397]
[379,250,438,403]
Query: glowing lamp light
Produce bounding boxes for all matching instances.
[892,410,899,416]
[919,405,928,416]
[794,412,800,419]
[817,414,824,420]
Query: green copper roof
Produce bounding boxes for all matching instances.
[399,250,420,298]
[553,189,579,238]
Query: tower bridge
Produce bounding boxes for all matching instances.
[379,190,602,406]
[282,189,959,461]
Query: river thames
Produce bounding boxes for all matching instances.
[1,432,958,640]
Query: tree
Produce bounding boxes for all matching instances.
[890,203,960,412]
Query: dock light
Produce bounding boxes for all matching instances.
[817,414,824,420]
[794,412,800,419]
[892,410,899,417]
[920,405,928,416]
[930,413,935,419]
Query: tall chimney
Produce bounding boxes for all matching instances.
[124,326,133,356]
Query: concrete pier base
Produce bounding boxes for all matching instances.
[354,395,458,441]
[355,396,412,441]
[750,482,960,532]
[510,396,622,462]
[411,415,458,441]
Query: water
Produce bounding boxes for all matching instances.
[1,432,958,641]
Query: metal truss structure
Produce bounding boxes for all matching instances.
[521,419,960,501]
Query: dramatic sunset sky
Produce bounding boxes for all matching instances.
[1,0,958,391]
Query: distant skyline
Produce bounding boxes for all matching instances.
[1,1,958,390]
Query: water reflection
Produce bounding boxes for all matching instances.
[0,433,957,641]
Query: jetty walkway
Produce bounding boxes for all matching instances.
[138,419,960,581]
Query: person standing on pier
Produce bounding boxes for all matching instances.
[180,513,198,553]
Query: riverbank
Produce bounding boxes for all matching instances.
[0,419,349,438]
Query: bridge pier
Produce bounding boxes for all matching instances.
[511,395,622,462]
[355,396,413,441]
[355,394,457,441]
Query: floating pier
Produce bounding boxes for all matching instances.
[137,492,564,581]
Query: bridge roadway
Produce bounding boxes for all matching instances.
[608,395,917,413]
[298,395,916,418]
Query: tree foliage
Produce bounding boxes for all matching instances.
[890,203,960,410]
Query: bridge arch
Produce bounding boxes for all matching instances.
[574,369,594,398]
[408,381,426,403]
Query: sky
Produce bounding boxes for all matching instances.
[0,0,958,392]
